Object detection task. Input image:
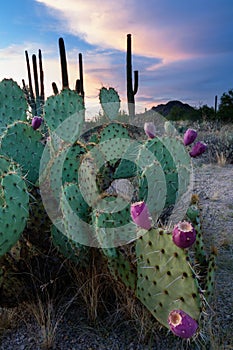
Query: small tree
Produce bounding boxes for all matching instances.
[218,89,233,122]
[200,104,215,120]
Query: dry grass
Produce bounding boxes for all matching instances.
[21,290,79,349]
[0,307,18,338]
[1,250,231,349]
[216,151,227,166]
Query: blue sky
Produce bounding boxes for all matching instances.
[1,0,233,113]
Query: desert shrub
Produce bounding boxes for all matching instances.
[167,105,201,121]
[217,89,233,122]
[197,123,233,164]
[172,120,233,164]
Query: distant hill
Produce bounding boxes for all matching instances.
[152,100,195,117]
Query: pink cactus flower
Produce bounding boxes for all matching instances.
[189,142,207,157]
[168,309,198,338]
[130,201,152,230]
[172,221,196,248]
[144,122,156,139]
[32,116,43,130]
[183,129,197,146]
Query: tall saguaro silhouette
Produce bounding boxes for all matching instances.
[126,34,138,117]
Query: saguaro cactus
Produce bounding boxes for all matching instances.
[75,53,85,99]
[126,34,138,117]
[52,38,85,100]
[59,37,69,89]
[23,49,45,116]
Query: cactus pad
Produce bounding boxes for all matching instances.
[0,172,29,257]
[99,87,121,120]
[60,182,92,246]
[136,228,201,328]
[43,89,84,142]
[99,122,130,143]
[0,79,27,131]
[107,249,137,290]
[51,224,89,265]
[0,121,44,184]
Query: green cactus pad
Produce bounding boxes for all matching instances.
[78,153,103,208]
[99,122,130,143]
[51,224,89,265]
[194,223,208,265]
[62,141,87,184]
[0,172,29,257]
[136,228,202,328]
[92,193,141,248]
[0,156,22,207]
[0,79,27,131]
[204,250,216,302]
[0,121,44,184]
[161,136,192,202]
[113,159,138,179]
[186,204,200,223]
[99,87,121,120]
[46,141,87,203]
[0,155,18,176]
[43,89,84,142]
[143,138,178,207]
[60,182,92,246]
[107,249,137,290]
[137,154,167,224]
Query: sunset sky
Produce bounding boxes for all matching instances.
[1,0,233,114]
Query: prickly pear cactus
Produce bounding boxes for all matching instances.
[0,168,29,257]
[0,121,44,184]
[59,182,92,246]
[204,248,217,302]
[141,138,178,207]
[107,248,136,290]
[99,87,121,120]
[62,141,87,183]
[186,195,216,303]
[136,228,201,328]
[51,224,90,265]
[99,122,130,143]
[0,79,27,131]
[43,89,85,144]
[35,82,213,338]
[0,155,18,175]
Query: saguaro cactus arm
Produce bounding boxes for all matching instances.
[75,53,85,99]
[59,37,69,89]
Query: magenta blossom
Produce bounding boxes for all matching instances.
[189,142,207,157]
[168,309,198,339]
[32,116,43,130]
[144,122,156,139]
[172,221,196,248]
[130,201,152,230]
[183,128,197,146]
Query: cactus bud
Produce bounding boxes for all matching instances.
[130,201,152,230]
[172,221,196,248]
[168,309,198,338]
[186,205,199,222]
[183,128,197,146]
[144,122,156,139]
[32,116,43,130]
[189,142,207,157]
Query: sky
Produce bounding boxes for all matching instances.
[1,0,233,115]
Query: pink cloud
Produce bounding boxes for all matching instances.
[35,0,193,62]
